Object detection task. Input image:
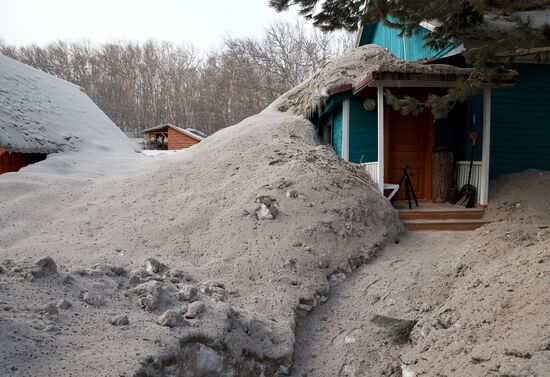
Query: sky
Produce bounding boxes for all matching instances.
[0,0,301,48]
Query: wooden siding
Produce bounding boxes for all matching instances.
[321,91,351,118]
[359,20,455,61]
[167,128,200,150]
[434,103,468,161]
[331,104,343,157]
[0,148,47,174]
[349,97,378,163]
[466,63,550,178]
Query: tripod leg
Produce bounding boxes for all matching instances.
[405,176,412,209]
[392,174,405,203]
[409,177,419,207]
[398,174,405,189]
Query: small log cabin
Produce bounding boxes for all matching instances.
[142,124,205,150]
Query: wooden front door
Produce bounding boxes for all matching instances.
[385,106,434,200]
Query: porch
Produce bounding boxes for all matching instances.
[394,200,488,231]
[314,58,516,229]
[351,78,496,207]
[346,73,506,231]
[364,160,483,202]
[366,160,489,230]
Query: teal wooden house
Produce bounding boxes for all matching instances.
[317,16,550,208]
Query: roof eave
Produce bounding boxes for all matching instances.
[142,123,204,141]
[142,124,168,133]
[353,70,517,94]
[327,83,354,96]
[0,144,59,154]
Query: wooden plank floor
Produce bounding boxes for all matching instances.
[395,201,488,231]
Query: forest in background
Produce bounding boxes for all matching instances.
[0,22,351,137]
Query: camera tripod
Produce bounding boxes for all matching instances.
[396,164,419,210]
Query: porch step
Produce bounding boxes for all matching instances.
[398,208,484,221]
[402,219,489,231]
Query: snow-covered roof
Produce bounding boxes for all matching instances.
[0,54,133,154]
[270,44,517,118]
[142,123,205,141]
[185,128,207,139]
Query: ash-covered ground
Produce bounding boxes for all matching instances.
[1,46,547,377]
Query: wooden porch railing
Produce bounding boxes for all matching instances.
[362,160,483,203]
[363,162,379,183]
[455,161,482,195]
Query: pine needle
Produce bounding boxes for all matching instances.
[370,314,417,345]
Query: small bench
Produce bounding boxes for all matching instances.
[384,184,399,201]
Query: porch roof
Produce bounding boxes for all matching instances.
[276,44,517,119]
[327,63,518,97]
[354,67,516,94]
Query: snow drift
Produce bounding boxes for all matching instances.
[289,170,550,377]
[1,42,546,377]
[0,47,402,375]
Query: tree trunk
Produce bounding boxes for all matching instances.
[432,150,453,203]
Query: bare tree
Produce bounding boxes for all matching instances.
[0,21,351,137]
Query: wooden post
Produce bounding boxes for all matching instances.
[480,87,491,206]
[342,99,350,162]
[377,85,384,193]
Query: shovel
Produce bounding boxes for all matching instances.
[455,132,478,208]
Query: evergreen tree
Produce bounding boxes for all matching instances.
[270,0,550,117]
[270,0,550,62]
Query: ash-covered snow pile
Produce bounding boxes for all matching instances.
[287,170,550,377]
[269,45,399,117]
[485,169,550,224]
[0,47,403,375]
[1,112,402,376]
[398,170,550,376]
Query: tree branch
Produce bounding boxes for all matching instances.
[490,46,550,58]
